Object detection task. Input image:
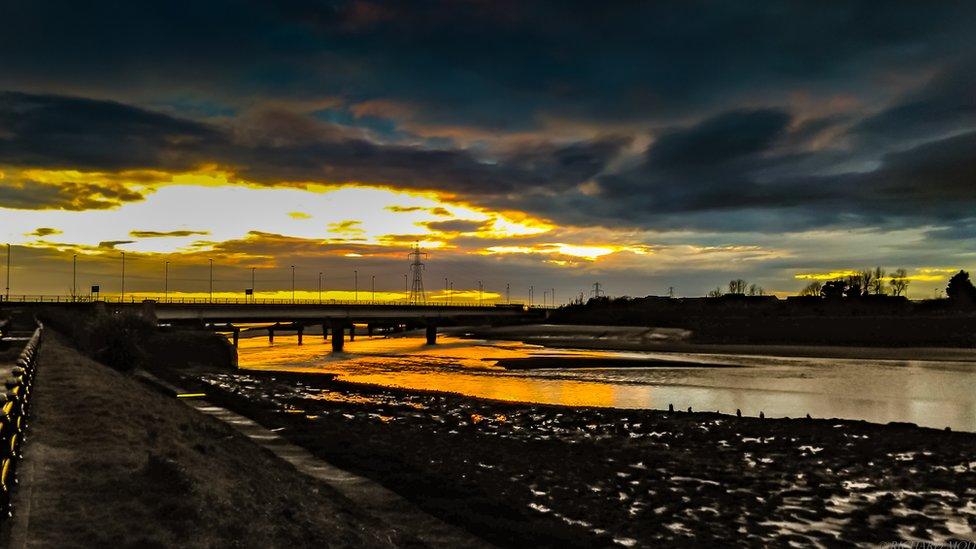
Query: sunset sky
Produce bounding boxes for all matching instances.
[1,1,974,301]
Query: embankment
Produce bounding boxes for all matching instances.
[7,333,409,547]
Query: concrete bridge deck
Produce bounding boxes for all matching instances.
[1,299,545,351]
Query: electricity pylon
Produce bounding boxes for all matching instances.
[408,242,428,303]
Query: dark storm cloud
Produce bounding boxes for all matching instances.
[0,91,627,200]
[1,2,976,235]
[0,178,149,210]
[644,109,791,171]
[3,1,975,131]
[925,220,976,242]
[0,91,217,171]
[851,57,976,147]
[503,107,976,232]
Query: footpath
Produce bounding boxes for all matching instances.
[3,334,421,548]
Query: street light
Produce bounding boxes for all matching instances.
[403,273,407,300]
[120,251,126,303]
[371,275,375,302]
[250,267,256,302]
[209,258,214,303]
[318,272,323,303]
[354,270,358,302]
[3,243,9,302]
[291,265,296,303]
[444,277,448,305]
[529,285,534,307]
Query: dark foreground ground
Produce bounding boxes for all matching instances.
[6,335,413,548]
[164,368,976,548]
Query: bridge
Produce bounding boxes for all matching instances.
[0,297,546,351]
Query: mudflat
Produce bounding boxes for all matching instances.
[460,325,976,363]
[187,369,976,547]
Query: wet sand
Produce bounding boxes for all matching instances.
[459,325,976,363]
[179,369,976,547]
[494,356,736,369]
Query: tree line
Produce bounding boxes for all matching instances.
[707,279,766,298]
[796,268,976,304]
[798,267,909,299]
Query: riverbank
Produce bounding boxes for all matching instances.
[5,334,411,547]
[159,365,976,547]
[455,325,976,362]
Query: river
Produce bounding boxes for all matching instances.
[234,331,976,432]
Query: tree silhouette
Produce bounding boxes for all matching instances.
[870,266,886,295]
[946,270,976,304]
[821,280,847,299]
[707,287,723,298]
[728,279,746,294]
[799,281,823,296]
[889,268,910,296]
[858,269,874,297]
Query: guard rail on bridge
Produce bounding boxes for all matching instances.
[0,295,556,309]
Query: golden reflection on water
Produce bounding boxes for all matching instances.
[236,334,628,408]
[233,333,976,430]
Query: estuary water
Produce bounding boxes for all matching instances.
[234,332,976,431]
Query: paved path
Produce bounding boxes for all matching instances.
[131,368,491,548]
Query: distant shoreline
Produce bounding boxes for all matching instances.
[451,325,976,363]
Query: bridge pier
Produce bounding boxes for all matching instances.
[322,322,328,341]
[425,323,437,345]
[297,324,304,345]
[232,327,240,348]
[268,326,275,344]
[349,325,355,341]
[330,321,345,352]
[367,324,374,337]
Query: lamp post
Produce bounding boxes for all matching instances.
[371,275,375,302]
[250,267,255,302]
[444,277,448,305]
[120,251,126,303]
[318,272,323,303]
[291,265,295,303]
[449,281,453,305]
[403,273,407,300]
[529,285,533,307]
[209,258,214,303]
[4,243,9,302]
[354,270,358,302]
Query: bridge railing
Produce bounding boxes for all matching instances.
[0,295,555,309]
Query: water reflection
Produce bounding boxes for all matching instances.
[235,334,976,431]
